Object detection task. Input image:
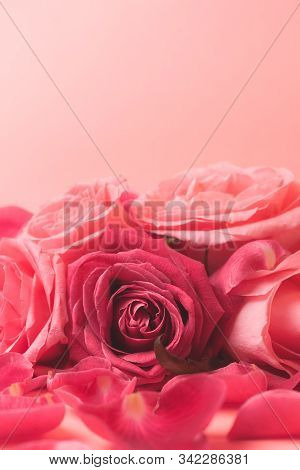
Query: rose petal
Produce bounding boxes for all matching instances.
[212,362,267,404]
[211,240,286,297]
[266,371,300,390]
[68,227,224,385]
[229,390,300,439]
[0,394,65,442]
[0,206,32,238]
[80,374,225,449]
[49,356,135,408]
[0,353,33,392]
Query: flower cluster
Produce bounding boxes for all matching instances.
[1,164,300,449]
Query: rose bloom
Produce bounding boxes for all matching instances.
[0,237,68,363]
[131,163,300,272]
[22,177,134,261]
[67,228,224,385]
[211,239,300,378]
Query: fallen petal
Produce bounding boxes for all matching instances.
[212,362,267,404]
[0,394,65,442]
[80,373,225,449]
[229,389,300,439]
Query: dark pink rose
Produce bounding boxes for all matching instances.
[0,238,68,363]
[211,240,300,378]
[132,163,300,272]
[67,228,224,385]
[0,206,32,238]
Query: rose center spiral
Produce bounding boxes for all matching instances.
[111,293,168,354]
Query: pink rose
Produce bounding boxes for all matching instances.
[0,238,68,363]
[0,206,32,238]
[132,163,300,272]
[22,177,134,260]
[67,228,224,385]
[211,240,300,378]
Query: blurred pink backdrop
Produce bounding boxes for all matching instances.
[0,0,299,211]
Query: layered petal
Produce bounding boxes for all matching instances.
[0,353,33,392]
[0,238,68,363]
[49,356,135,408]
[67,227,224,385]
[211,240,287,297]
[211,241,300,378]
[131,164,300,273]
[22,178,135,260]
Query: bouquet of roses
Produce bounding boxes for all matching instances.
[1,162,300,450]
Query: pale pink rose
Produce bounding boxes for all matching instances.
[0,238,68,363]
[67,227,224,385]
[0,206,32,237]
[211,240,300,378]
[132,163,300,272]
[22,177,135,261]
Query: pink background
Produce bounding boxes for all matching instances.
[0,0,300,211]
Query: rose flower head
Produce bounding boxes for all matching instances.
[67,227,224,385]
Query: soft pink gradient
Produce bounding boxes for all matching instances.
[0,1,300,210]
[1,1,300,451]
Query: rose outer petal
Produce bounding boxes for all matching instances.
[229,390,300,439]
[0,353,33,392]
[0,206,32,238]
[266,371,300,390]
[49,356,135,408]
[212,362,267,404]
[210,239,286,296]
